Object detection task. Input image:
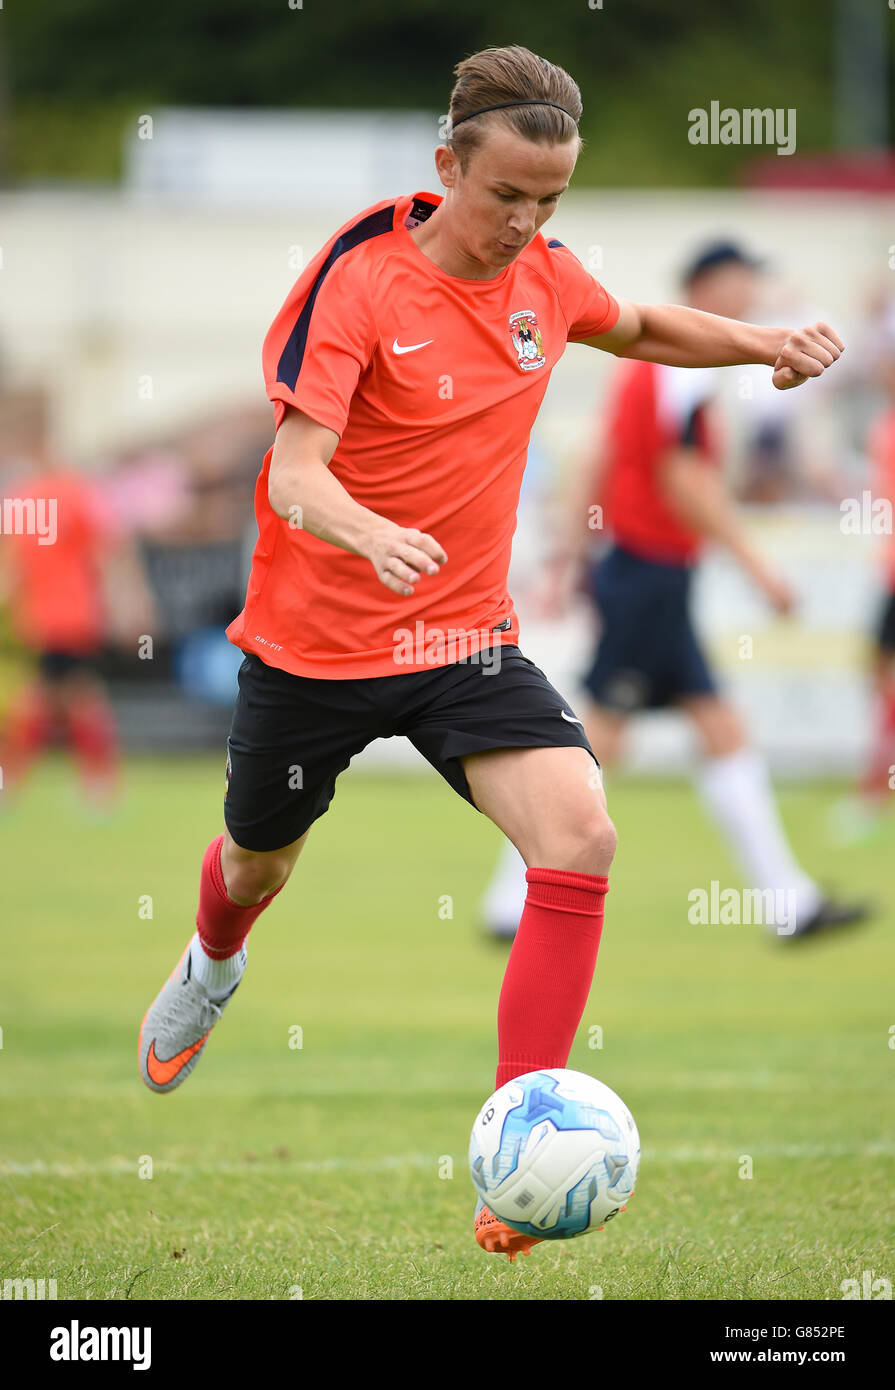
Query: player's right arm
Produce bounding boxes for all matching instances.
[268,406,447,598]
[659,446,795,613]
[586,298,842,392]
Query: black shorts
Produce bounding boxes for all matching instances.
[37,650,96,683]
[876,590,895,653]
[581,545,716,712]
[224,646,599,852]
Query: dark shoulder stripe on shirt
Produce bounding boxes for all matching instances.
[276,204,396,391]
[679,402,705,448]
[547,239,565,248]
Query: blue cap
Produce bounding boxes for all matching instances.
[681,240,764,286]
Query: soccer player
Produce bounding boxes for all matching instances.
[138,46,846,1258]
[0,393,155,810]
[836,340,895,838]
[482,243,866,943]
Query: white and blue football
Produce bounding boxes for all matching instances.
[469,1068,640,1240]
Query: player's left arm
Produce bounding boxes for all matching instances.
[578,299,844,392]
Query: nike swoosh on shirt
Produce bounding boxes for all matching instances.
[392,338,434,355]
[146,1033,210,1087]
[560,710,584,725]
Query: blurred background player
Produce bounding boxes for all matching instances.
[834,324,895,839]
[481,242,868,941]
[0,388,157,811]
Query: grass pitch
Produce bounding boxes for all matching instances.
[1,755,893,1300]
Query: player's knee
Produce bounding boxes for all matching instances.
[221,841,296,906]
[530,807,617,875]
[578,808,618,874]
[226,856,293,905]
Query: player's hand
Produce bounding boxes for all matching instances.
[529,554,583,620]
[365,522,447,597]
[759,569,797,615]
[772,322,844,391]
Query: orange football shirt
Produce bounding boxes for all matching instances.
[3,469,118,653]
[227,190,620,678]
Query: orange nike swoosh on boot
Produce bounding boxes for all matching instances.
[145,1033,210,1087]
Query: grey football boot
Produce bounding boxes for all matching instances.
[138,942,245,1093]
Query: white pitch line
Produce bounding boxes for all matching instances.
[0,1075,892,1102]
[653,1141,895,1161]
[1,1141,894,1181]
[0,1154,438,1179]
[4,1058,895,1097]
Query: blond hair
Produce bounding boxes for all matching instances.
[447,45,582,171]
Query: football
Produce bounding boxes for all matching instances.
[469,1068,640,1240]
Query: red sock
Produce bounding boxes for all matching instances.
[496,867,608,1089]
[196,834,285,959]
[66,692,121,792]
[0,685,54,787]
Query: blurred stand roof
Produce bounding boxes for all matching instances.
[745,153,895,194]
[123,108,440,206]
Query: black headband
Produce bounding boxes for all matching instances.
[450,99,576,130]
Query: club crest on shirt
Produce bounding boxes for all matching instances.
[509,309,546,371]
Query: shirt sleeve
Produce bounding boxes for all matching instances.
[263,252,378,437]
[549,241,621,340]
[655,366,717,448]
